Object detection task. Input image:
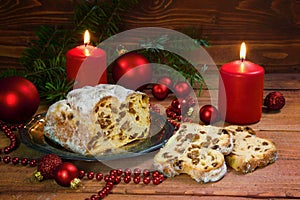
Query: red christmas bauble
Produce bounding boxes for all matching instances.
[157,76,173,92]
[37,154,62,179]
[171,98,189,114]
[54,162,79,187]
[264,91,285,110]
[0,76,40,123]
[174,81,191,98]
[199,105,219,124]
[152,84,169,100]
[111,52,152,90]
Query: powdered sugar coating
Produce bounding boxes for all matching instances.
[67,84,142,117]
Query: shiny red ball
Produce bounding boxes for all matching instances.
[0,76,40,123]
[54,162,79,187]
[199,105,219,124]
[264,91,285,110]
[152,84,169,100]
[157,76,173,91]
[171,99,180,109]
[111,52,152,90]
[174,81,191,98]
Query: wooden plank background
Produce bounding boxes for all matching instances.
[0,0,300,73]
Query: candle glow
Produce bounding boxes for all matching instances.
[84,30,90,45]
[84,30,91,56]
[240,42,246,61]
[239,42,247,73]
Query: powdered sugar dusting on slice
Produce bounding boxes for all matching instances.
[66,84,140,117]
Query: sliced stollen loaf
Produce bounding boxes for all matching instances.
[224,126,277,173]
[153,123,234,183]
[44,84,150,156]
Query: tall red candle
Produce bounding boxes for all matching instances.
[218,42,264,124]
[66,30,107,88]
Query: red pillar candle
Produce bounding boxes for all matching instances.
[218,42,264,124]
[66,30,107,88]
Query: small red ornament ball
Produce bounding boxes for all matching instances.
[199,105,219,124]
[264,91,285,111]
[111,52,152,90]
[174,81,191,98]
[157,76,173,91]
[38,154,63,179]
[152,84,169,100]
[54,162,79,187]
[0,76,40,123]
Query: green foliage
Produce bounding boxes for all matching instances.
[3,0,209,104]
[13,0,140,104]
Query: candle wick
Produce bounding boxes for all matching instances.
[241,58,244,62]
[84,43,88,47]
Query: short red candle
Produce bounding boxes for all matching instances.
[66,30,107,88]
[218,43,264,124]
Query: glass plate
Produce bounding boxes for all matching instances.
[19,112,174,161]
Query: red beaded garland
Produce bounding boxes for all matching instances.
[143,169,150,177]
[165,96,196,130]
[143,176,151,184]
[79,170,85,179]
[96,172,103,181]
[134,168,141,176]
[123,175,131,183]
[0,121,19,154]
[3,155,11,164]
[87,171,95,180]
[0,155,37,167]
[133,176,141,184]
[77,168,166,200]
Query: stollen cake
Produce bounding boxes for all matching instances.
[225,126,277,173]
[44,84,150,156]
[153,123,234,183]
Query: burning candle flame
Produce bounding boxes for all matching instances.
[84,30,90,56]
[84,30,90,45]
[240,42,246,62]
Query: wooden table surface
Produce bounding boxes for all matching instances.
[0,73,299,200]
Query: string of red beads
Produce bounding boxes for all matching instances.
[0,121,21,154]
[81,168,165,200]
[0,155,37,167]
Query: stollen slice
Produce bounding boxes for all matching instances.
[225,126,277,173]
[153,122,233,183]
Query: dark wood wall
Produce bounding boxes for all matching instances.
[1,0,300,73]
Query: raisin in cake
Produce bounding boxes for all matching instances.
[44,84,150,156]
[225,126,277,173]
[153,123,234,183]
